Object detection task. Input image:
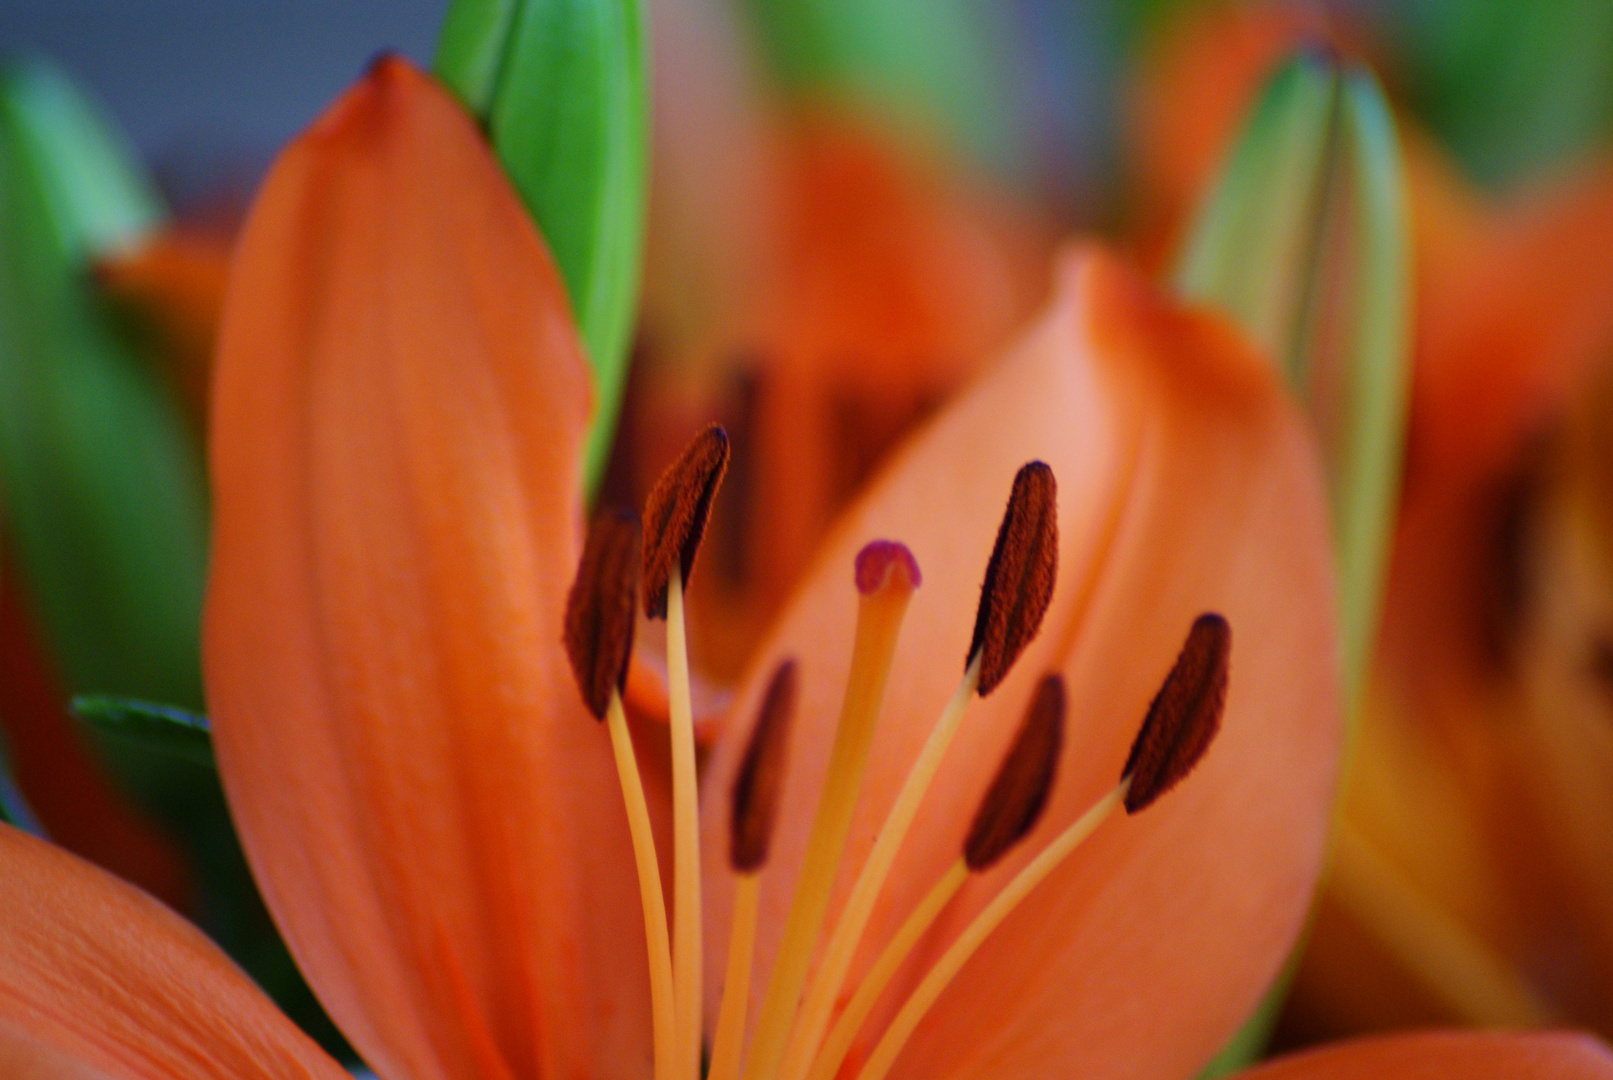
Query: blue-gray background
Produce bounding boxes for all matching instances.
[0,2,443,203]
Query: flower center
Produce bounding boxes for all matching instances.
[564,428,1227,1080]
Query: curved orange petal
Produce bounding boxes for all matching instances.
[1238,1031,1613,1080]
[700,245,1341,1078]
[205,57,648,1080]
[0,824,344,1080]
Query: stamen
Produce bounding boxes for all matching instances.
[562,507,641,720]
[805,863,969,1080]
[566,508,672,1075]
[643,426,730,1080]
[606,691,677,1080]
[642,423,729,618]
[803,677,1065,1080]
[666,570,702,1080]
[853,781,1127,1080]
[741,541,920,1080]
[964,674,1065,871]
[854,621,1230,1080]
[1122,613,1230,813]
[777,661,977,1080]
[731,661,800,873]
[967,462,1059,695]
[711,875,762,1080]
[712,661,800,1080]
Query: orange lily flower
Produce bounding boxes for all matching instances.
[1126,0,1613,1046]
[0,54,1370,1080]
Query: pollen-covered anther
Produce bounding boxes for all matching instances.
[967,461,1059,695]
[563,506,642,719]
[964,674,1065,871]
[1122,613,1231,813]
[642,423,730,618]
[730,659,798,873]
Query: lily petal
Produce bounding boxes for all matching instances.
[1238,1031,1613,1080]
[206,57,648,1080]
[702,245,1340,1079]
[0,824,344,1080]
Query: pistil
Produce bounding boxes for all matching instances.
[780,462,1059,1080]
[741,541,921,1080]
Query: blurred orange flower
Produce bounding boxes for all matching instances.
[0,55,1365,1080]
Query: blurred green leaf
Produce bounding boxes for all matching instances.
[1174,52,1337,367]
[71,695,213,769]
[0,60,352,1062]
[0,59,208,719]
[1174,53,1410,708]
[741,0,1010,162]
[434,0,647,497]
[1396,0,1613,184]
[434,0,520,118]
[1176,55,1411,1077]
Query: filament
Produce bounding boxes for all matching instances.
[606,691,676,1080]
[668,569,703,1080]
[742,579,916,1080]
[781,660,981,1080]
[710,873,762,1080]
[853,781,1127,1080]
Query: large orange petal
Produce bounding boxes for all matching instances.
[1238,1031,1613,1080]
[0,824,344,1080]
[206,58,649,1080]
[700,246,1341,1078]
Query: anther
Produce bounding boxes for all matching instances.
[642,423,730,618]
[1122,613,1230,814]
[965,674,1065,871]
[563,507,642,719]
[731,660,799,873]
[967,461,1058,695]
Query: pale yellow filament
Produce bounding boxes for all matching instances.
[710,873,762,1080]
[667,569,703,1080]
[781,661,981,1080]
[606,692,676,1080]
[742,583,916,1080]
[803,860,970,1080]
[854,781,1128,1080]
[1331,820,1554,1026]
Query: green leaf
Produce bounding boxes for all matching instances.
[434,0,648,497]
[0,59,209,724]
[70,695,213,769]
[740,0,1010,165]
[1173,52,1338,369]
[434,0,521,118]
[1173,52,1410,711]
